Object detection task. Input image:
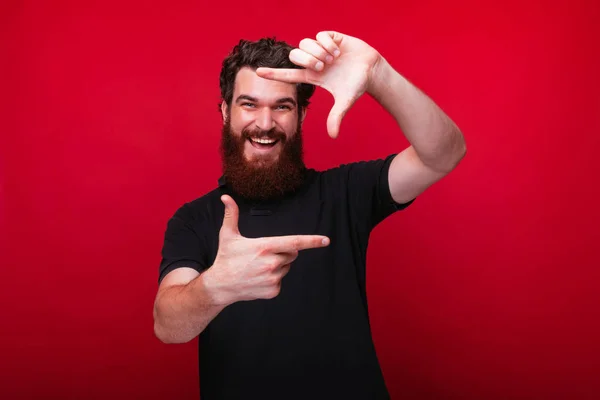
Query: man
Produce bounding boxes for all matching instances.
[153,31,466,399]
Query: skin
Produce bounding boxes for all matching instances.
[221,67,306,165]
[256,30,467,204]
[153,31,466,344]
[153,67,320,344]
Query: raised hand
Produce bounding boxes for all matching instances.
[256,31,382,139]
[204,195,330,305]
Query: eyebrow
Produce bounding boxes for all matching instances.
[235,94,297,107]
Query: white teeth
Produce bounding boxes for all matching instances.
[251,137,276,144]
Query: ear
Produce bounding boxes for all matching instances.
[221,101,228,124]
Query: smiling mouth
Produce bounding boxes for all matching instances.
[248,137,280,149]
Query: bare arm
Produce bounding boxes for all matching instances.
[153,195,330,344]
[368,57,467,204]
[255,32,466,205]
[153,267,225,344]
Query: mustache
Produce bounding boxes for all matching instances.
[242,127,287,141]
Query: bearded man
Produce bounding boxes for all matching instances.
[153,31,466,400]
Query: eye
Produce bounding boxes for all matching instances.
[275,105,291,110]
[241,102,256,108]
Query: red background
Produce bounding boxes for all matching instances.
[2,0,599,399]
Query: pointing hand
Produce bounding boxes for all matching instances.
[204,195,330,305]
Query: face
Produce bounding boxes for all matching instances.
[220,67,307,201]
[222,67,303,164]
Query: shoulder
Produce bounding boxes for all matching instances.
[167,187,224,226]
[314,154,397,185]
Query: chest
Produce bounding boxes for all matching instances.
[203,194,358,291]
[200,192,371,351]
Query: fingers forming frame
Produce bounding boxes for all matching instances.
[298,39,331,70]
[290,47,324,72]
[255,66,311,84]
[290,31,342,72]
[316,31,342,57]
[255,31,343,82]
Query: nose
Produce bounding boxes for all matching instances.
[254,107,275,131]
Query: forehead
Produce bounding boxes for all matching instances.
[233,67,297,102]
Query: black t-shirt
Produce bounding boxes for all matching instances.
[159,154,414,400]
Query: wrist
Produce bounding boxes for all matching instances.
[367,56,414,122]
[367,54,388,96]
[367,56,407,101]
[196,266,235,307]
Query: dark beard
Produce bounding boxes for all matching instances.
[219,118,306,202]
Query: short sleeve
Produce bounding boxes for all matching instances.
[158,203,208,285]
[346,153,415,230]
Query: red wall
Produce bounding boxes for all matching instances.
[2,1,599,399]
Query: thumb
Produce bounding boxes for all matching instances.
[220,195,240,237]
[326,98,351,139]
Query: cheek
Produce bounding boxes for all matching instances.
[279,115,299,134]
[286,124,300,139]
[229,109,253,129]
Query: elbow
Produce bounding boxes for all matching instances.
[154,322,169,343]
[454,134,467,166]
[153,308,172,343]
[153,304,193,344]
[423,145,466,175]
[154,319,193,344]
[153,320,173,344]
[434,129,467,173]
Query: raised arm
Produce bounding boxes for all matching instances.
[368,57,466,204]
[256,30,466,205]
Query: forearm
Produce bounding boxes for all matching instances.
[368,57,466,172]
[153,272,226,344]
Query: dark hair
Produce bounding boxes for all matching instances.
[218,37,316,113]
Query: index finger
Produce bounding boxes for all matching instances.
[255,67,317,85]
[260,235,330,253]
